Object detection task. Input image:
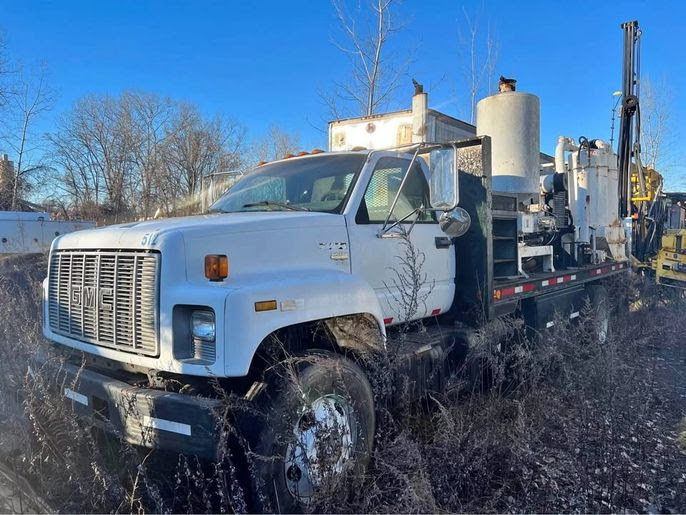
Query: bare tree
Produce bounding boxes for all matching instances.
[328,0,406,117]
[125,92,176,219]
[48,94,134,221]
[162,104,245,215]
[457,7,499,123]
[48,91,246,221]
[640,77,676,173]
[251,124,300,165]
[0,64,54,209]
[0,32,11,109]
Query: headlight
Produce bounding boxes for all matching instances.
[191,310,215,342]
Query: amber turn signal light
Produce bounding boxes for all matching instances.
[205,255,229,281]
[254,300,277,312]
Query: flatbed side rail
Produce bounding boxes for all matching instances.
[493,261,630,304]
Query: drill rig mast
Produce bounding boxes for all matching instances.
[618,21,686,289]
[617,20,642,219]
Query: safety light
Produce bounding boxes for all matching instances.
[205,255,229,281]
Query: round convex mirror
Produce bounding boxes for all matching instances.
[439,207,471,237]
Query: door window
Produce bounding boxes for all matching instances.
[357,157,435,224]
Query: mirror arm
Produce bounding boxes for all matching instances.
[378,207,421,238]
[381,147,421,233]
[406,204,422,235]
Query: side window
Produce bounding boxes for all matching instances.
[357,157,435,224]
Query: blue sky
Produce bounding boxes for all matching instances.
[3,0,685,188]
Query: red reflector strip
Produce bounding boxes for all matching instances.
[431,308,441,316]
[383,317,393,325]
[515,283,536,294]
[498,282,536,299]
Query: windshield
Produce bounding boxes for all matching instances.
[209,154,367,214]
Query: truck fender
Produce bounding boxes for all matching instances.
[222,269,386,376]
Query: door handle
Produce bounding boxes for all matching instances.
[435,236,452,249]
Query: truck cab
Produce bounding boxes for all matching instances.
[43,147,461,379]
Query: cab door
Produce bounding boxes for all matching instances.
[346,154,455,324]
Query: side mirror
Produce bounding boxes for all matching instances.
[439,208,471,237]
[429,147,459,211]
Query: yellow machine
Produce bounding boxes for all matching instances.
[654,230,686,287]
[630,166,686,289]
[653,193,686,288]
[630,166,662,203]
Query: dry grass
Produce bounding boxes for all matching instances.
[1,254,685,513]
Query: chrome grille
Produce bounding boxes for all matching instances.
[48,250,160,356]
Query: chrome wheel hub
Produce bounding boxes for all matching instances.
[597,304,610,344]
[284,394,353,500]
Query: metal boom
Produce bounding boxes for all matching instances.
[617,20,642,218]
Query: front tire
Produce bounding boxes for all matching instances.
[249,352,375,513]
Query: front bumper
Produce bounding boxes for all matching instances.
[34,355,223,460]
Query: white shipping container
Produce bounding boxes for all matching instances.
[0,211,95,254]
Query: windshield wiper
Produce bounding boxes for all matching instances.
[242,201,310,211]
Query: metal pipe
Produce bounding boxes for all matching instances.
[381,147,421,233]
[555,136,577,174]
[555,137,566,174]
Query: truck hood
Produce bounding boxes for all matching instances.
[53,211,345,250]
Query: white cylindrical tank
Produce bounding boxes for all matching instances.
[476,92,540,199]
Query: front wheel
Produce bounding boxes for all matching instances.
[249,352,375,512]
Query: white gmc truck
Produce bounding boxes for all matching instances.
[41,89,629,509]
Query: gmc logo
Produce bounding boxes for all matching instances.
[71,286,113,312]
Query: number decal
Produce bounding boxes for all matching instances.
[141,232,160,247]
